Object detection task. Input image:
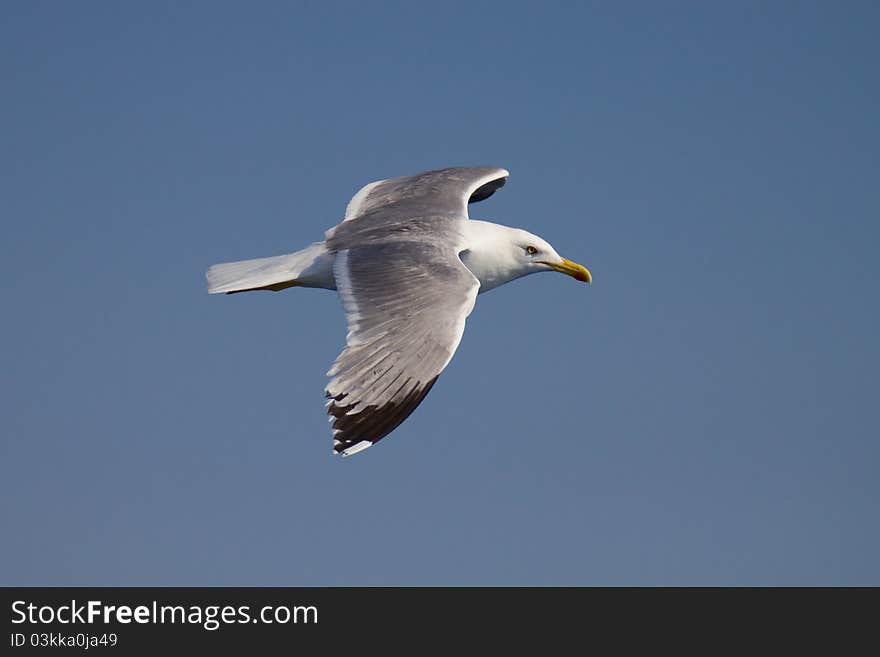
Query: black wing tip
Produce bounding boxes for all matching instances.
[326,376,440,451]
[468,175,507,204]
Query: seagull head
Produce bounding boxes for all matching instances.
[511,228,592,284]
[461,221,592,292]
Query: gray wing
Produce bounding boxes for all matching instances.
[342,166,509,223]
[326,242,480,456]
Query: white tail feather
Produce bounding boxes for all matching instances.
[206,242,332,294]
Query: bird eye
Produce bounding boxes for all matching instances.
[525,245,538,255]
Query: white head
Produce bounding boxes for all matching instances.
[461,221,592,293]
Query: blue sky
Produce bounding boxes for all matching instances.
[2,1,878,585]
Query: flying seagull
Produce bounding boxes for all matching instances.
[207,167,591,457]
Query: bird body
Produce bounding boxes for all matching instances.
[207,167,591,456]
[207,220,578,295]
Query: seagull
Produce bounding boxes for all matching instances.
[207,167,591,457]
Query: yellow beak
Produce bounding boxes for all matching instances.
[541,257,592,284]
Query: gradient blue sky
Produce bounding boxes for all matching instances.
[2,1,878,585]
